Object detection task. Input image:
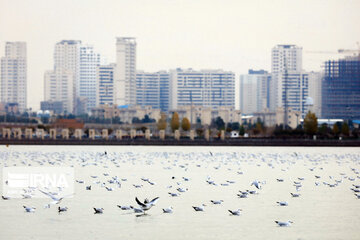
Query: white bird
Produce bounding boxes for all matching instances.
[251,180,261,189]
[23,206,36,212]
[276,201,288,206]
[22,194,32,199]
[210,200,223,205]
[228,209,242,216]
[58,206,68,213]
[2,196,10,200]
[130,206,144,213]
[291,193,300,197]
[275,220,293,227]
[93,207,104,214]
[117,205,132,210]
[135,197,159,212]
[237,193,248,198]
[168,192,180,197]
[192,204,206,211]
[39,189,72,205]
[162,207,173,213]
[177,188,188,192]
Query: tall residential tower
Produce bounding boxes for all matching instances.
[239,70,270,115]
[270,44,309,119]
[44,40,100,114]
[170,68,235,110]
[115,37,136,106]
[0,42,27,112]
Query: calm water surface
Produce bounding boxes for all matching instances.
[0,145,359,240]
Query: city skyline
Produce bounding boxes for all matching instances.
[1,0,360,110]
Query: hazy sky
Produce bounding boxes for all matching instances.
[1,0,359,110]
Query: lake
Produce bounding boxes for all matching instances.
[0,145,359,240]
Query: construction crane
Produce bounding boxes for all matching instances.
[306,42,360,56]
[338,42,360,54]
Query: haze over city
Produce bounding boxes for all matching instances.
[1,0,359,110]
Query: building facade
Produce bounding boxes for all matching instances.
[44,69,74,113]
[0,42,27,112]
[170,105,241,126]
[40,101,64,114]
[78,45,100,112]
[239,69,270,115]
[45,40,100,114]
[274,71,309,118]
[97,64,115,106]
[136,71,170,112]
[270,44,308,120]
[91,105,161,124]
[54,40,81,112]
[114,37,136,106]
[271,44,302,73]
[322,56,360,120]
[307,71,322,117]
[170,68,235,110]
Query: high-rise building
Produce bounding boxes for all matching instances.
[79,45,100,112]
[0,42,27,112]
[114,37,136,106]
[97,64,115,106]
[44,69,74,113]
[45,40,100,114]
[239,69,270,115]
[52,40,81,113]
[274,71,309,117]
[322,56,360,120]
[169,68,235,110]
[270,44,308,118]
[307,71,322,117]
[136,71,170,112]
[271,44,302,73]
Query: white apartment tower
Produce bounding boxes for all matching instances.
[52,40,81,113]
[79,45,100,111]
[44,69,74,113]
[115,37,136,106]
[271,44,302,73]
[170,68,235,110]
[239,70,270,115]
[45,40,100,114]
[0,42,27,112]
[270,44,309,118]
[307,71,322,117]
[136,71,171,112]
[97,64,115,106]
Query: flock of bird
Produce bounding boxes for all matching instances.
[1,148,360,229]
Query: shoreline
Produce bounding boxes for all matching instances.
[1,138,360,147]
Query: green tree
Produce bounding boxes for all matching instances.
[318,123,329,135]
[304,111,318,135]
[157,113,167,130]
[341,122,349,136]
[181,117,191,131]
[239,125,245,136]
[212,117,225,130]
[171,112,180,132]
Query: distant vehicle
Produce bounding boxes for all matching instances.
[244,133,249,138]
